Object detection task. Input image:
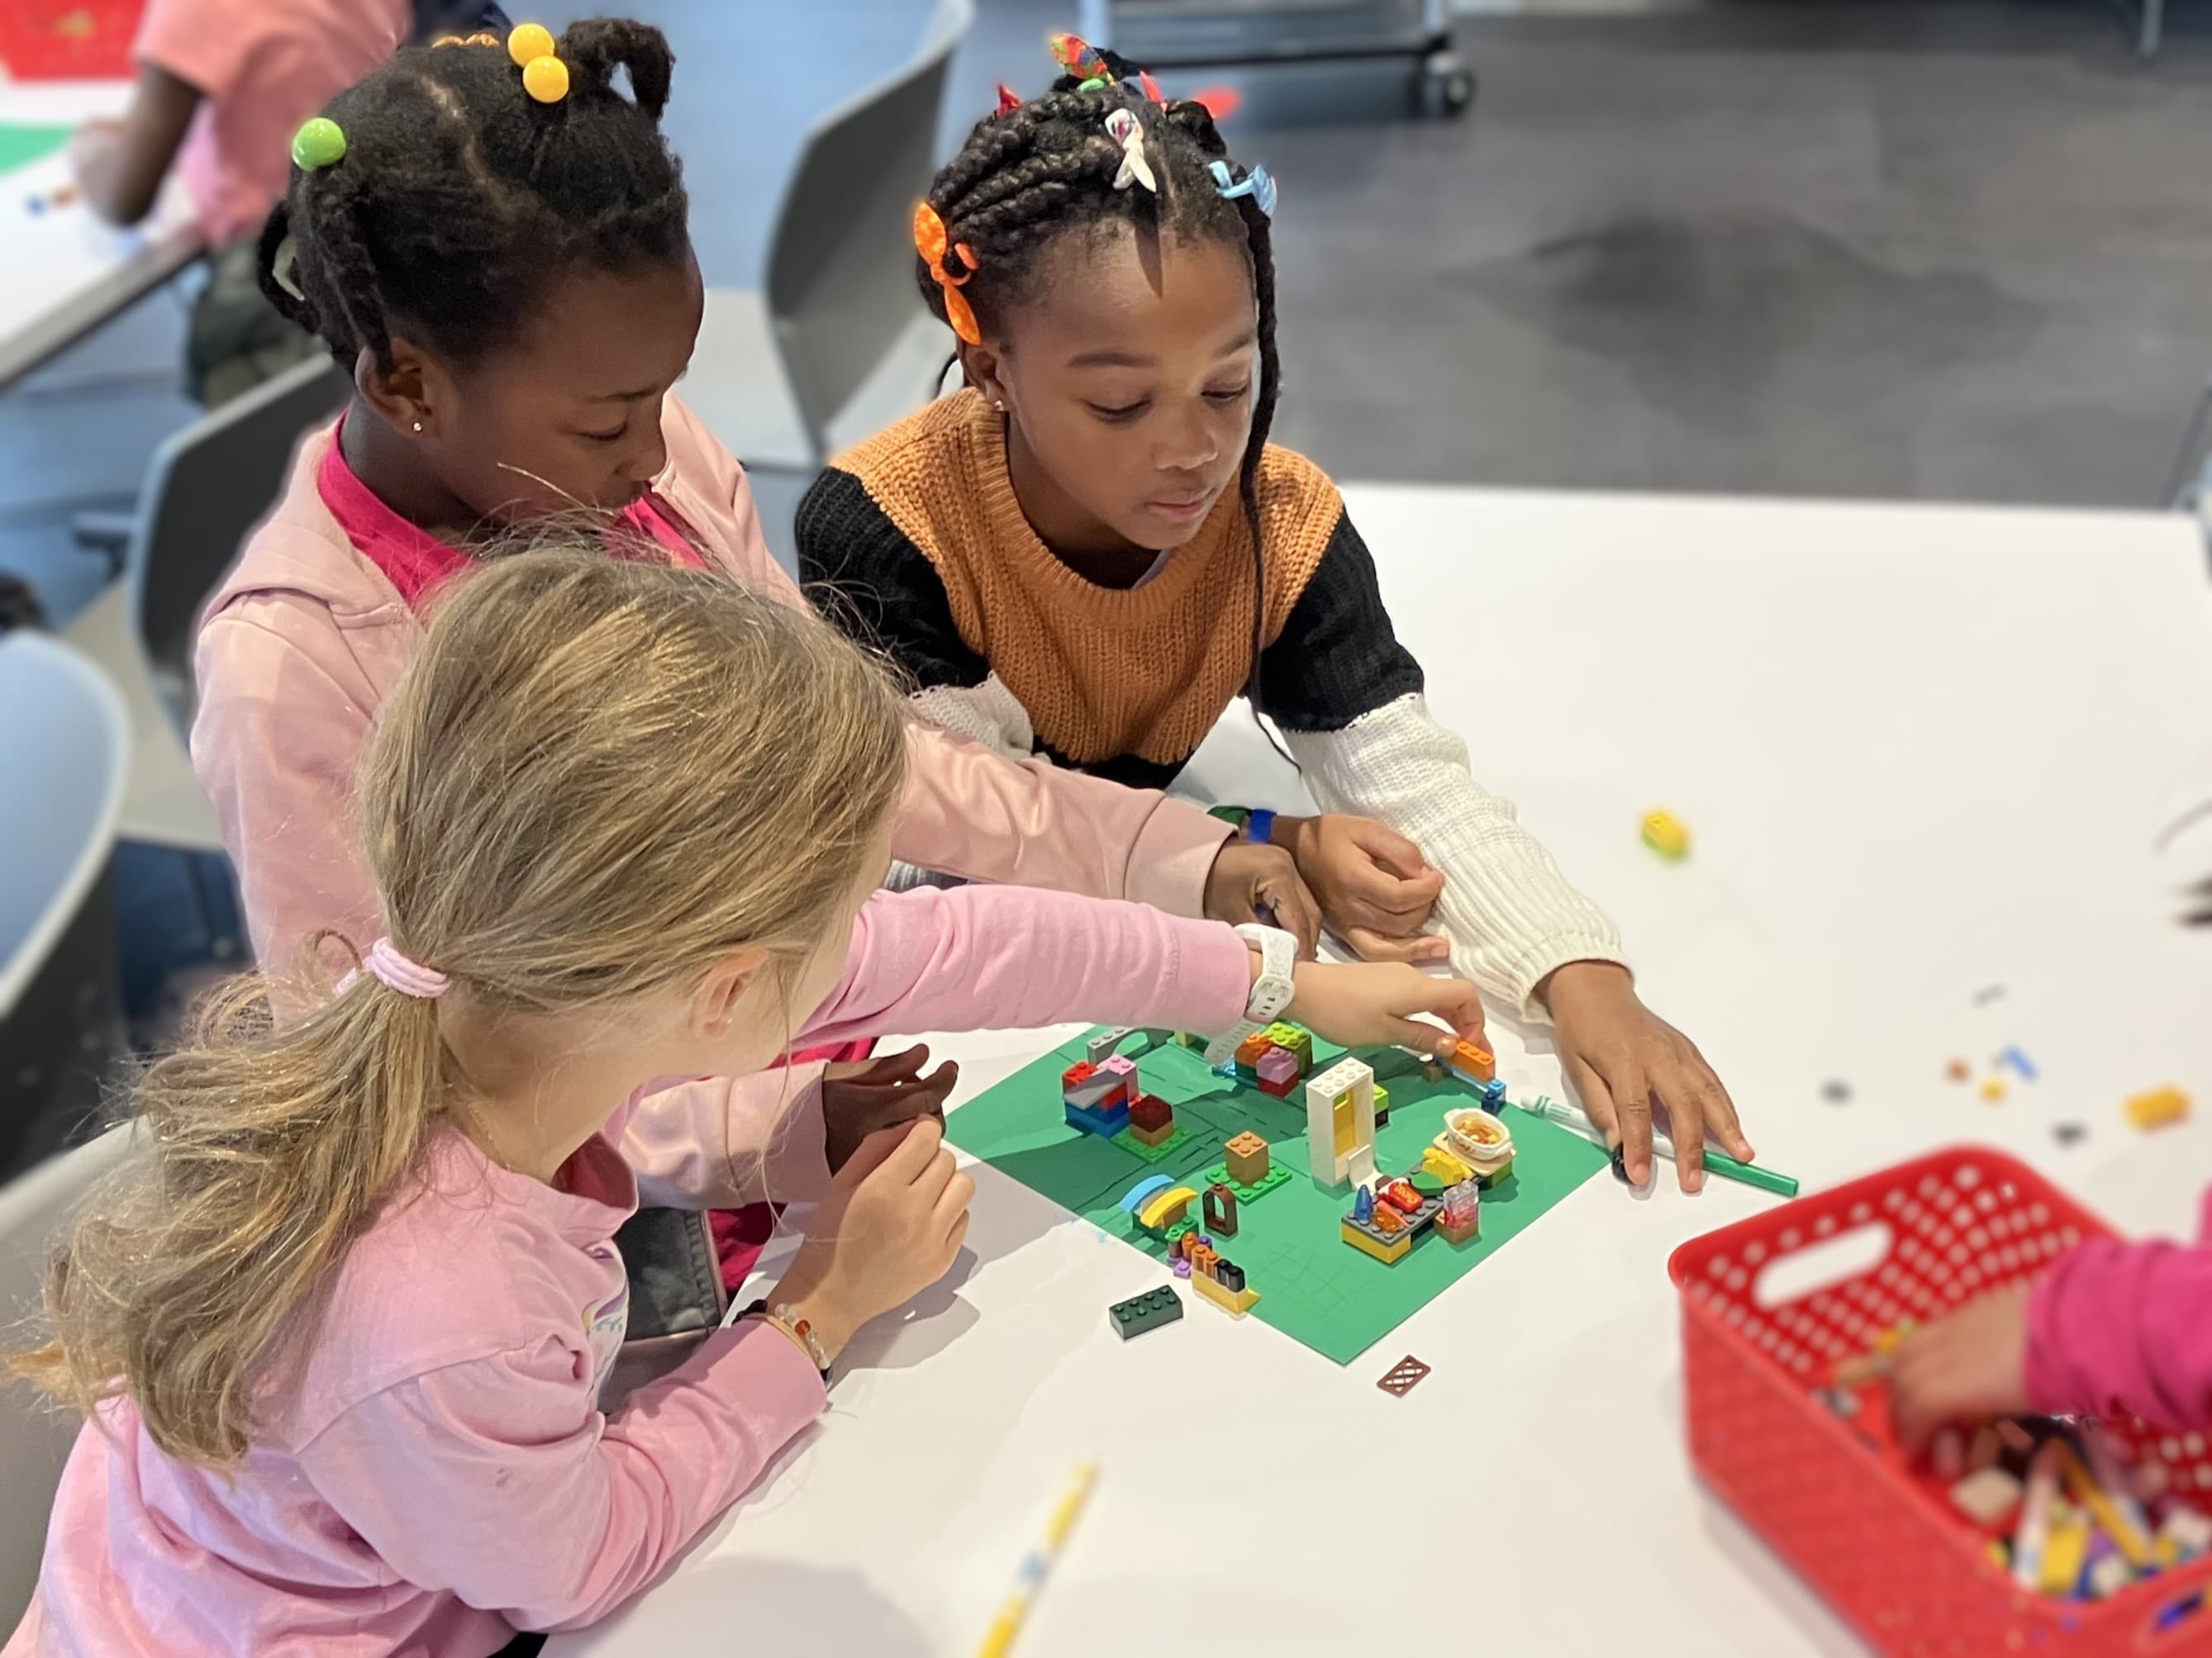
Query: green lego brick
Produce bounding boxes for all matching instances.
[1163,1218,1196,1248]
[1373,1082,1391,1124]
[1110,1124,1194,1164]
[1201,1160,1293,1205]
[1108,1285,1184,1339]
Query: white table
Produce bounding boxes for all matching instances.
[0,80,202,391]
[553,486,2212,1658]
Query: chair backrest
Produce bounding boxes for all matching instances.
[761,0,973,457]
[0,1124,131,1625]
[0,635,127,1022]
[125,354,351,694]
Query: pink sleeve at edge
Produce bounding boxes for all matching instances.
[2026,1227,2212,1431]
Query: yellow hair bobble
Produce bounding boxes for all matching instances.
[522,54,570,103]
[507,22,554,65]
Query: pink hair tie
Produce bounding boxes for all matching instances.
[363,937,451,1000]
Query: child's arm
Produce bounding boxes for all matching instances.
[71,62,199,226]
[2026,1220,2212,1428]
[1260,495,1751,1189]
[295,1323,825,1632]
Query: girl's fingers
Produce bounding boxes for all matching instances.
[1652,1060,1705,1193]
[1382,1017,1457,1055]
[1342,925,1450,966]
[1347,819,1433,882]
[1260,873,1323,960]
[870,1045,930,1082]
[1411,976,1486,1044]
[1691,1059,1753,1161]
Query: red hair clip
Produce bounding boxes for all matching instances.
[913,203,981,346]
[995,82,1022,116]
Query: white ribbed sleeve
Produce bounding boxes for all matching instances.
[1282,691,1626,1019]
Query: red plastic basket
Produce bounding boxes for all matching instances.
[1669,1146,2212,1656]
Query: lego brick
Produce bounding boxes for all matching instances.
[1065,1100,1132,1138]
[1377,1355,1431,1397]
[1341,1218,1411,1265]
[1134,1185,1198,1233]
[1118,1174,1174,1214]
[1473,1155,1515,1190]
[1203,1159,1292,1206]
[1256,1047,1301,1087]
[2126,1086,2191,1131]
[1087,1028,1135,1066]
[1190,1267,1261,1318]
[1447,1040,1495,1085]
[1422,1146,1473,1185]
[1371,1082,1391,1124]
[2039,1515,2089,1596]
[1980,1076,2006,1104]
[1641,809,1690,860]
[1999,1044,2039,1082]
[1223,1132,1269,1186]
[1261,1022,1313,1069]
[1064,1071,1126,1110]
[1947,1057,1971,1083]
[1408,1171,1447,1199]
[1099,1054,1138,1084]
[1480,1078,1506,1110]
[1215,1259,1244,1293]
[1108,1285,1182,1339]
[1173,1029,1203,1048]
[1202,1182,1238,1237]
[1306,1057,1378,1185]
[1436,1210,1479,1246]
[1061,1062,1095,1091]
[1234,1033,1274,1068]
[1119,1121,1188,1158]
[1949,1467,2024,1529]
[1128,1092,1173,1133]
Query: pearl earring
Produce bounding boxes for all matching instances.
[411,420,424,434]
[992,400,1006,413]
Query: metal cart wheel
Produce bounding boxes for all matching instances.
[1415,48,1475,117]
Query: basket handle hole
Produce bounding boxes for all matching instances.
[1753,1223,1894,1311]
[2145,1585,2210,1646]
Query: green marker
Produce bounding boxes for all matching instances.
[1517,1095,1801,1200]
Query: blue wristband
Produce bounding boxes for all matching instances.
[1245,808,1276,845]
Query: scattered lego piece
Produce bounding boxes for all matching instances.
[1351,1184,1375,1223]
[1973,984,2007,1006]
[1822,1080,1852,1105]
[1171,1256,1192,1278]
[1947,1058,1972,1084]
[1306,1057,1379,1188]
[1420,1057,1445,1085]
[1998,1045,2039,1082]
[1640,809,1690,861]
[2125,1086,2191,1132]
[1435,1180,1480,1245]
[1202,1182,1238,1238]
[1087,1028,1135,1066]
[1950,1467,2024,1529]
[1980,1077,2007,1104]
[1377,1355,1431,1397]
[1190,1262,1260,1317]
[1108,1286,1182,1339]
[2053,1122,2088,1147]
[2088,1551,2134,1599]
[1224,1131,1270,1187]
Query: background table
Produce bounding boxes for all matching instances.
[0,79,200,391]
[552,486,2212,1657]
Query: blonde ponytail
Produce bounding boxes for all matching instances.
[8,546,907,1463]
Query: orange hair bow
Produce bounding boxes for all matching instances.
[913,203,981,346]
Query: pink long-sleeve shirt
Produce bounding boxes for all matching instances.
[188,398,1233,1211]
[2026,1187,2212,1430]
[8,885,1252,1658]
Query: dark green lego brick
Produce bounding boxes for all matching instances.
[1108,1285,1184,1339]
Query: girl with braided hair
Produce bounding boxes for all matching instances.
[191,21,1329,1301]
[801,38,1757,1193]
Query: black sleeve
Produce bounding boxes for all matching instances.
[1254,506,1424,732]
[796,468,990,692]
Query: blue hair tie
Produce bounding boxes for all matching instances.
[1208,159,1277,218]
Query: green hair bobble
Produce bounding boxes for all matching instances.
[290,117,347,172]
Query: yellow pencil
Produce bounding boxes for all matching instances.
[976,1461,1097,1658]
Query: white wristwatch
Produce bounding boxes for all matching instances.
[1204,924,1299,1064]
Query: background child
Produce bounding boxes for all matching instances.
[1889,1205,2212,1451]
[8,550,1482,1656]
[798,42,1752,1192]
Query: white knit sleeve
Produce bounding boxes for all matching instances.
[1282,691,1626,1019]
[907,676,1035,762]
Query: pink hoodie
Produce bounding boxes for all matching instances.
[2027,1189,2212,1429]
[188,397,1233,1209]
[8,884,1253,1657]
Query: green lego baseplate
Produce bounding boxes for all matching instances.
[945,1027,1609,1365]
[1200,1159,1293,1204]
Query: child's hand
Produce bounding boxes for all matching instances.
[821,1045,959,1174]
[773,1118,973,1364]
[1285,959,1485,1055]
[1544,962,1750,1194]
[1276,815,1449,965]
[1205,840,1322,957]
[1888,1283,2036,1456]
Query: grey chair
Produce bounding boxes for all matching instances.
[64,354,350,855]
[0,1125,131,1625]
[683,0,973,476]
[0,633,126,1182]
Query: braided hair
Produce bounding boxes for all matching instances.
[258,18,687,374]
[920,70,1282,702]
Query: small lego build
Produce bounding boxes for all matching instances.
[1128,1092,1173,1138]
[1189,1256,1260,1318]
[1439,1109,1514,1187]
[1340,1178,1442,1265]
[2124,1086,2191,1132]
[1224,1131,1270,1186]
[1946,1058,1972,1083]
[1108,1285,1182,1340]
[1376,1355,1431,1397]
[1087,1027,1135,1066]
[1435,1180,1480,1245]
[1980,1077,2006,1105]
[1641,809,1690,861]
[1255,1045,1301,1098]
[1306,1057,1379,1187]
[1998,1044,2039,1082]
[1202,1157,1291,1205]
[1262,1021,1314,1071]
[1445,1039,1495,1086]
[1950,1467,2024,1529]
[1202,1181,1238,1238]
[1233,1032,1273,1071]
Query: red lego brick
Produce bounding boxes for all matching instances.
[1129,1093,1173,1133]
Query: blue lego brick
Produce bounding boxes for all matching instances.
[1065,1100,1133,1138]
[1108,1285,1183,1339]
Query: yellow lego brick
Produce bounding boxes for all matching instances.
[1641,810,1690,860]
[1422,1145,1474,1185]
[2126,1086,2191,1132]
[1340,1219,1411,1265]
[2038,1515,2089,1597]
[1189,1271,1261,1318]
[1980,1077,2006,1104]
